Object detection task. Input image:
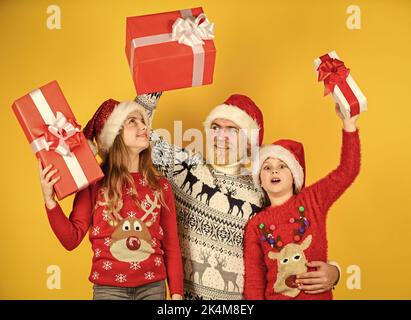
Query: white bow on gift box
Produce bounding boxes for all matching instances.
[32,111,81,157]
[171,13,215,47]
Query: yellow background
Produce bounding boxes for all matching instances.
[1,0,410,299]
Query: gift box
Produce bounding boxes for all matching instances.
[314,51,367,119]
[126,7,216,94]
[12,81,104,200]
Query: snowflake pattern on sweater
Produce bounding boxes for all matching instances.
[45,173,183,295]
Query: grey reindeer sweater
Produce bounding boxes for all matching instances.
[136,93,264,300]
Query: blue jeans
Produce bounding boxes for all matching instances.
[93,280,166,300]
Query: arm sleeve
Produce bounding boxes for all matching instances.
[243,221,267,300]
[159,180,184,296]
[307,129,361,216]
[136,93,203,178]
[134,92,163,127]
[45,186,94,251]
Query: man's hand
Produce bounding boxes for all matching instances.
[295,261,340,294]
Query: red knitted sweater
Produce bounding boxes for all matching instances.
[244,130,360,300]
[45,172,183,296]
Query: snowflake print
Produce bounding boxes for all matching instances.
[139,178,148,187]
[127,211,137,218]
[142,199,149,208]
[126,187,135,196]
[94,248,101,258]
[154,257,162,267]
[91,271,99,280]
[102,211,111,222]
[115,274,127,283]
[104,237,111,247]
[151,238,157,248]
[91,226,100,236]
[159,226,164,236]
[102,261,112,270]
[130,261,141,270]
[144,272,155,280]
[163,183,169,191]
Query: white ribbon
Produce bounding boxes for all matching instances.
[171,13,215,47]
[29,89,88,190]
[130,10,215,87]
[32,111,81,156]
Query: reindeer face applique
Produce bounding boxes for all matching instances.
[267,234,312,298]
[107,194,160,263]
[109,216,154,262]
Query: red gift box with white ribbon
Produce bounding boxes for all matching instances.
[314,51,367,119]
[126,7,216,94]
[12,81,104,200]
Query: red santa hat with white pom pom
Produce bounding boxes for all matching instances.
[83,99,149,156]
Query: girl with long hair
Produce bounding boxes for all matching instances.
[39,99,183,300]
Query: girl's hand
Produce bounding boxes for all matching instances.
[171,294,183,300]
[38,160,60,209]
[335,103,359,133]
[295,261,340,294]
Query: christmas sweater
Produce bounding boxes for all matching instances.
[139,97,264,300]
[45,172,183,296]
[244,130,361,300]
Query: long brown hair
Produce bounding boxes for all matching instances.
[100,128,167,216]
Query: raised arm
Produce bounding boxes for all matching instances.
[307,105,361,215]
[135,93,203,178]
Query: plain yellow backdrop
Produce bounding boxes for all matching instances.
[1,0,410,299]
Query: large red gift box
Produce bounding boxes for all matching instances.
[12,81,104,200]
[126,7,216,94]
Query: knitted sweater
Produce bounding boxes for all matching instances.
[139,97,264,300]
[45,172,183,296]
[243,130,361,300]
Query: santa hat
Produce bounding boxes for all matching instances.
[203,94,264,146]
[253,139,306,193]
[83,99,150,156]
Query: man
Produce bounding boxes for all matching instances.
[136,92,340,300]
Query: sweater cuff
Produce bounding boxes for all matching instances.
[169,281,184,297]
[342,128,359,136]
[45,202,62,215]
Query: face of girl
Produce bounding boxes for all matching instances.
[260,158,294,195]
[121,111,149,153]
[208,118,249,165]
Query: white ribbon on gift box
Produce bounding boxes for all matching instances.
[129,9,215,87]
[29,89,89,189]
[32,111,81,157]
[314,50,367,119]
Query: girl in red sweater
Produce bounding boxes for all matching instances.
[39,98,183,300]
[244,104,361,300]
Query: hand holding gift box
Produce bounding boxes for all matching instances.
[126,7,216,94]
[12,81,104,200]
[314,51,367,119]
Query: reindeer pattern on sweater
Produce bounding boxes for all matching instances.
[150,133,264,300]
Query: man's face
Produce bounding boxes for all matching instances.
[207,118,248,166]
